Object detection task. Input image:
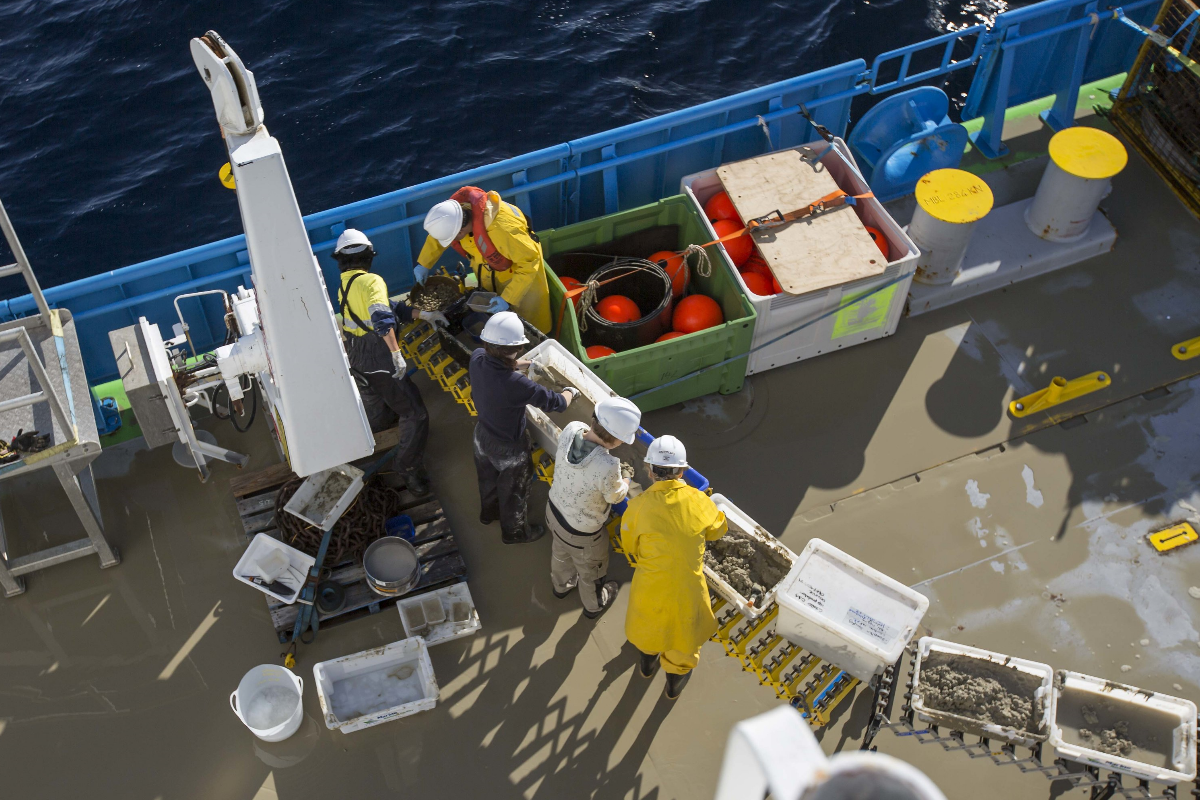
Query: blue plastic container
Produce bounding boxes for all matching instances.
[384,515,416,541]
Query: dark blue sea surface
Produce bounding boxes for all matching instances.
[0,0,1015,289]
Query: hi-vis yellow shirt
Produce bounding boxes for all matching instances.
[620,480,728,655]
[417,192,551,333]
[338,270,391,337]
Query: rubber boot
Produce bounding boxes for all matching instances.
[582,580,619,620]
[552,577,578,599]
[665,671,691,700]
[637,650,660,679]
[405,468,430,497]
[502,523,546,545]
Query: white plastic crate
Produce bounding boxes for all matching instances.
[232,533,314,605]
[681,139,918,376]
[282,464,364,531]
[312,637,439,734]
[397,582,482,646]
[774,538,928,681]
[911,637,1053,747]
[1050,670,1197,783]
[704,493,796,620]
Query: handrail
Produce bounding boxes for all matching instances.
[998,0,1160,49]
[870,25,987,94]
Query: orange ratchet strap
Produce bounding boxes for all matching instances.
[703,189,875,246]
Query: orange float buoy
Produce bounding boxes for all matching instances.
[656,331,686,343]
[740,271,775,296]
[673,294,724,334]
[586,345,616,359]
[712,219,752,268]
[648,250,689,297]
[863,226,889,258]
[595,295,640,323]
[560,275,584,308]
[703,191,741,223]
[741,254,783,294]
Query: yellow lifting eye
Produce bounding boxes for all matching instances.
[219,162,236,190]
[1148,522,1198,554]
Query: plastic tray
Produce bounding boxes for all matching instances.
[396,582,482,646]
[466,291,497,312]
[681,139,918,376]
[282,464,364,531]
[1049,670,1197,783]
[233,533,315,605]
[313,637,439,734]
[911,637,1053,747]
[774,538,929,681]
[703,493,796,620]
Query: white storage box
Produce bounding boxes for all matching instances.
[282,464,364,531]
[704,493,796,620]
[313,638,439,734]
[911,637,1053,747]
[774,538,928,681]
[681,139,918,376]
[1050,670,1197,783]
[397,582,482,646]
[233,533,314,605]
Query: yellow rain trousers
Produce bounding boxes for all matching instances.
[416,191,552,333]
[620,479,728,675]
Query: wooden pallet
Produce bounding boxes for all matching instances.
[231,449,466,643]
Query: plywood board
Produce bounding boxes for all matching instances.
[718,151,887,296]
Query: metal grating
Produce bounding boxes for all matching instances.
[1111,0,1200,218]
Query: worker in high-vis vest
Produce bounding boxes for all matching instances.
[335,228,431,495]
[416,186,552,334]
[620,434,727,700]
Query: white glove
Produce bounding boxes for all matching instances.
[391,349,407,378]
[416,310,449,328]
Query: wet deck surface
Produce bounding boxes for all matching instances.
[2,116,1199,799]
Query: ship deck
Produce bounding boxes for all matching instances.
[2,112,1199,799]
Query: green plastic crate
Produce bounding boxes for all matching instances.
[539,195,757,412]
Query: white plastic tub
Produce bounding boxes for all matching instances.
[704,493,796,620]
[230,664,305,742]
[313,638,439,734]
[233,533,315,605]
[397,582,482,646]
[283,464,364,531]
[911,637,1053,746]
[774,538,928,681]
[681,139,919,376]
[1050,670,1197,783]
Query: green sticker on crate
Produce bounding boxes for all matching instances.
[831,284,897,340]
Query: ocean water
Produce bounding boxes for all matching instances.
[0,0,1017,289]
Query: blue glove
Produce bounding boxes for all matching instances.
[486,295,510,313]
[413,265,431,285]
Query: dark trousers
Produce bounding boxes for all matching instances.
[359,371,429,476]
[472,424,534,538]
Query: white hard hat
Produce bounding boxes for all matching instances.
[334,228,374,256]
[480,311,528,346]
[424,199,465,247]
[644,434,687,468]
[595,397,641,445]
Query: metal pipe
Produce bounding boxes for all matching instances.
[0,199,52,325]
[999,0,1159,50]
[0,391,45,415]
[74,265,250,321]
[173,289,230,357]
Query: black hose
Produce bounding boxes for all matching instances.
[229,376,257,433]
[211,381,230,420]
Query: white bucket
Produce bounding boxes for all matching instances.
[230,664,305,742]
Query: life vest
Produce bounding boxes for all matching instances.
[449,186,513,272]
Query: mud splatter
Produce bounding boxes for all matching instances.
[1022,465,1044,508]
[966,479,990,509]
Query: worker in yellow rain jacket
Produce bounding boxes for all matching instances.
[415,186,552,334]
[620,434,727,700]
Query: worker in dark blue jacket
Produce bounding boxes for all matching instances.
[468,311,577,544]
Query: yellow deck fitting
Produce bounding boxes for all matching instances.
[1008,371,1110,417]
[1048,127,1128,181]
[1149,522,1198,553]
[914,169,994,225]
[1172,336,1200,360]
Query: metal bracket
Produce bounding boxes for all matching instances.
[1172,336,1200,360]
[1009,371,1110,417]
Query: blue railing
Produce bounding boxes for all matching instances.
[0,0,1161,383]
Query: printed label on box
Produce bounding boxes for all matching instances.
[845,607,896,645]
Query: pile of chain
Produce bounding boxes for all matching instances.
[273,477,408,565]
